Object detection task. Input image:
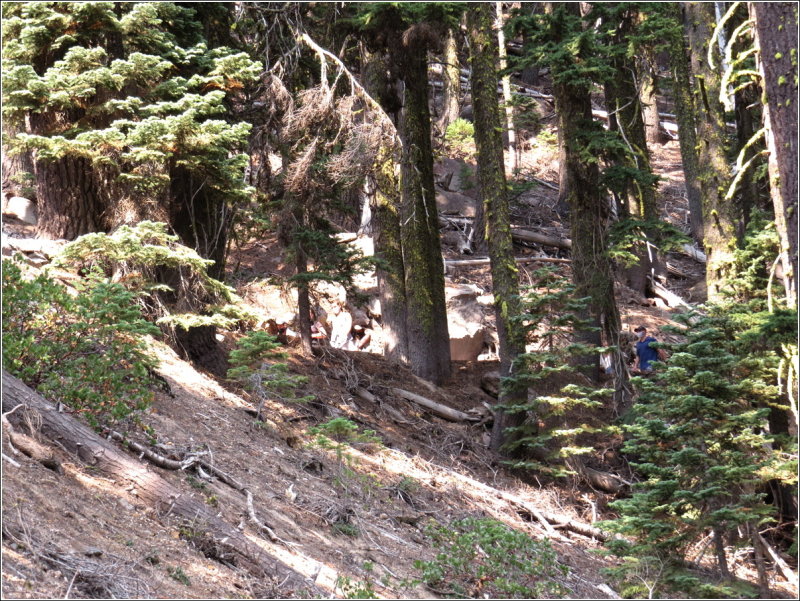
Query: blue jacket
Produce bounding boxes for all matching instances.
[636,336,659,370]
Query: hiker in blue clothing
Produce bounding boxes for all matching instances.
[632,325,662,373]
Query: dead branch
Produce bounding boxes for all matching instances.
[445,256,571,267]
[389,387,480,422]
[650,279,693,309]
[757,532,799,591]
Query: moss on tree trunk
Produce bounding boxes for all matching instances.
[669,3,705,243]
[467,3,527,452]
[397,42,451,384]
[372,148,409,363]
[685,2,739,302]
[753,2,798,307]
[547,3,623,384]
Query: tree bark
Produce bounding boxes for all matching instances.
[495,2,518,173]
[438,28,462,132]
[1,371,309,588]
[639,44,662,146]
[669,3,704,242]
[685,2,739,302]
[34,154,105,240]
[397,38,451,384]
[604,6,662,296]
[752,2,798,307]
[547,3,624,384]
[467,2,528,453]
[362,52,410,364]
[371,150,410,363]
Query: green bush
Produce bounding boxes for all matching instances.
[308,417,382,463]
[502,268,615,477]
[53,221,256,332]
[444,118,476,158]
[2,259,159,427]
[415,517,567,598]
[227,331,312,414]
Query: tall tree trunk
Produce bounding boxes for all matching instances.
[168,165,232,374]
[397,40,451,384]
[752,2,798,308]
[495,2,518,173]
[685,1,738,302]
[294,244,314,357]
[604,7,662,296]
[547,3,623,384]
[555,127,570,218]
[467,2,526,453]
[639,46,662,145]
[438,28,462,132]
[363,53,410,363]
[371,149,409,363]
[669,3,704,243]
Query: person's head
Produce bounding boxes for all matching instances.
[634,326,647,340]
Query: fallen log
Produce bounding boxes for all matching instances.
[446,256,570,267]
[757,532,799,592]
[511,227,572,250]
[389,387,480,422]
[651,280,693,309]
[680,243,707,263]
[0,371,310,587]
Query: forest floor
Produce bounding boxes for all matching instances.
[2,117,794,599]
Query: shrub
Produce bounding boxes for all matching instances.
[501,268,615,477]
[52,221,256,333]
[444,118,476,159]
[414,517,567,598]
[308,417,382,463]
[2,258,159,427]
[601,311,776,597]
[227,331,312,415]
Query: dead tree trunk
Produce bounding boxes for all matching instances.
[1,371,309,588]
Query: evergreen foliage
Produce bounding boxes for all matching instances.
[414,517,567,599]
[51,221,255,332]
[602,312,777,597]
[2,258,159,428]
[227,331,312,416]
[501,269,614,476]
[1,2,258,236]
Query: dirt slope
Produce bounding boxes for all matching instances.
[3,335,621,599]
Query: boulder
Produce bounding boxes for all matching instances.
[436,190,476,217]
[2,196,37,225]
[446,283,489,362]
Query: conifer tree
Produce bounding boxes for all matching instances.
[521,3,623,384]
[352,3,464,383]
[2,2,258,253]
[684,1,739,301]
[466,2,526,451]
[2,2,260,373]
[605,312,775,597]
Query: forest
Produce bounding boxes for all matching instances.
[1,2,797,599]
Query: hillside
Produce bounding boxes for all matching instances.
[4,129,793,600]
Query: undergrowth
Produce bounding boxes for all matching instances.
[414,517,568,598]
[2,258,159,428]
